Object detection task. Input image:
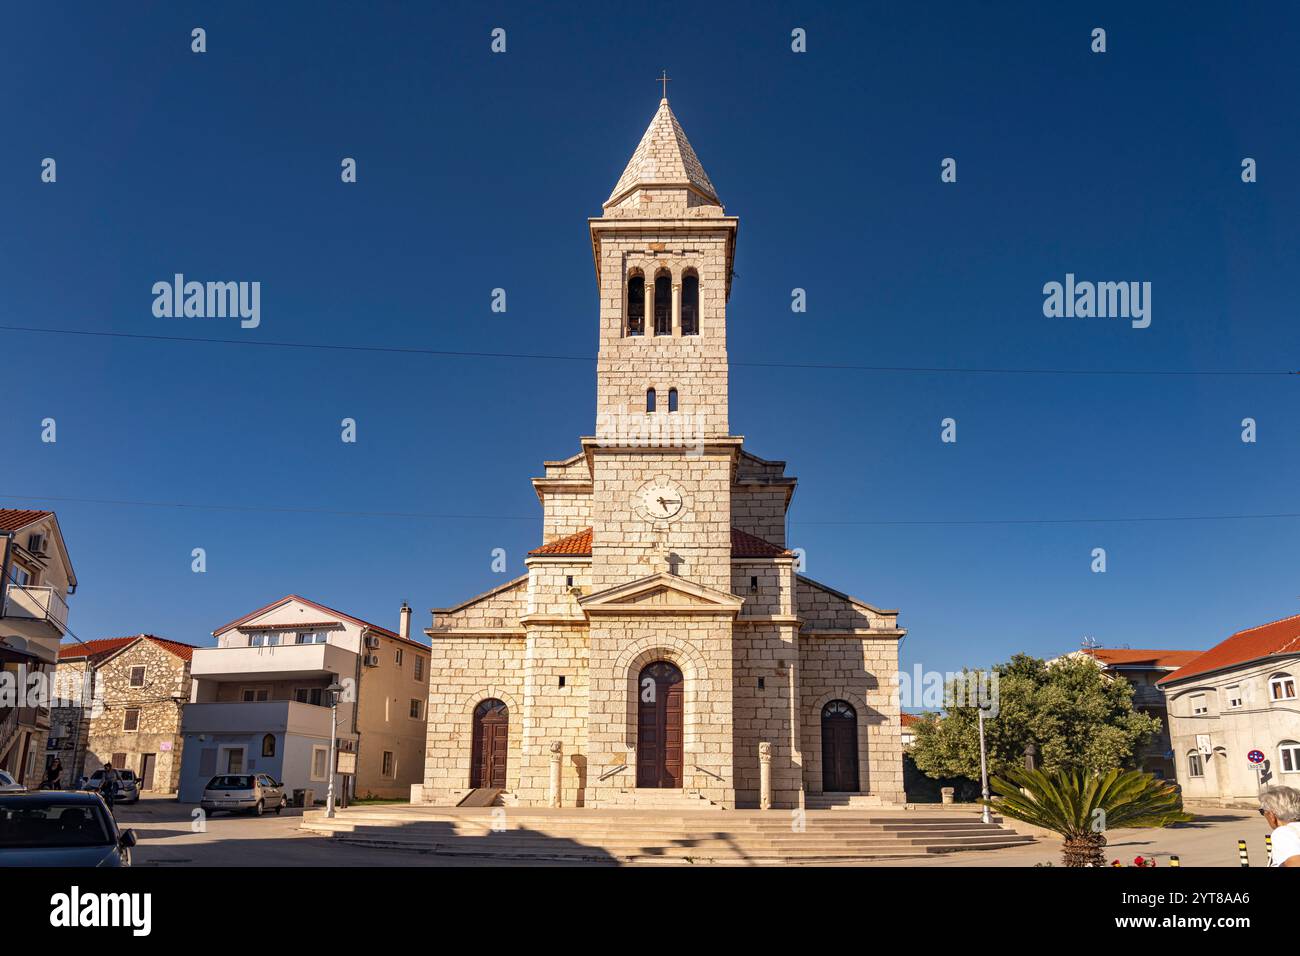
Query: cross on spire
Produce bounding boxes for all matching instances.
[657,70,671,100]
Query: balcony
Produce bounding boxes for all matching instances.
[182,700,335,737]
[2,584,69,637]
[190,641,355,682]
[1130,685,1168,708]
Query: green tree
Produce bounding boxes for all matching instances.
[910,654,1161,781]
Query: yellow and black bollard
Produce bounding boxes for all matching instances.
[1265,832,1273,858]
[1237,839,1250,867]
[1169,854,1180,867]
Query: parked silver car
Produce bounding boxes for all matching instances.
[200,773,287,815]
[0,770,23,793]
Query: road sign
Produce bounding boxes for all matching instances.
[1247,749,1265,765]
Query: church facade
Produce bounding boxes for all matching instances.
[417,98,906,810]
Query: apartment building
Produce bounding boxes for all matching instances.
[1161,613,1300,806]
[0,509,77,788]
[177,595,430,804]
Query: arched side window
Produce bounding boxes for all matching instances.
[681,273,699,335]
[668,388,678,412]
[653,274,671,335]
[262,734,276,758]
[626,274,645,336]
[1186,750,1204,778]
[1279,741,1300,774]
[646,388,656,412]
[1270,673,1297,702]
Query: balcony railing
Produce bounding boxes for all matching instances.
[1,584,69,633]
[190,641,354,682]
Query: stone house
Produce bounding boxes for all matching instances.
[51,635,196,792]
[1160,613,1300,806]
[0,508,78,788]
[418,97,907,811]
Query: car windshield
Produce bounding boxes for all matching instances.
[0,799,113,848]
[207,775,253,790]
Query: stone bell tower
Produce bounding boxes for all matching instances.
[585,96,740,595]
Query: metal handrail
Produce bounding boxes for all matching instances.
[1,583,69,630]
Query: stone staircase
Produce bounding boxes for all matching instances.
[300,805,1035,864]
[589,788,721,810]
[804,792,888,810]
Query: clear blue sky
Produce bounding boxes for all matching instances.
[1,3,1296,676]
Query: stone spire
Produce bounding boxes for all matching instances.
[604,98,720,210]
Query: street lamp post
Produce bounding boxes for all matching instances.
[977,704,991,824]
[325,682,344,819]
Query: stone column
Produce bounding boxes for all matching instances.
[759,742,773,810]
[644,274,655,336]
[548,741,563,808]
[671,281,681,337]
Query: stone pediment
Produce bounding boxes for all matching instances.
[578,573,744,617]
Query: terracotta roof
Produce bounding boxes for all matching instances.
[529,528,593,556]
[901,713,921,728]
[1159,614,1300,685]
[730,528,793,558]
[1085,648,1202,669]
[527,527,792,559]
[0,509,53,533]
[59,635,198,663]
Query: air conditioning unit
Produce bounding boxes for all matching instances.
[364,635,381,649]
[363,654,380,667]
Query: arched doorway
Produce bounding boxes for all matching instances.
[821,700,859,792]
[637,661,683,788]
[470,699,509,789]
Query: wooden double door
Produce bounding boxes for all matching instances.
[470,699,509,789]
[637,662,684,788]
[821,700,859,792]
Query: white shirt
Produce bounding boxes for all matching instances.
[1270,821,1300,867]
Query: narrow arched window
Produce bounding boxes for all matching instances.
[668,388,678,412]
[681,273,699,335]
[653,274,671,335]
[646,388,656,412]
[627,275,645,336]
[262,734,276,758]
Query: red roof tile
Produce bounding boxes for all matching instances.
[59,635,198,663]
[527,527,793,559]
[0,509,53,533]
[730,527,793,558]
[529,528,593,556]
[1085,648,1202,669]
[1160,614,1300,685]
[901,713,921,727]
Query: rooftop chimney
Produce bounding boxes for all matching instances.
[399,601,411,639]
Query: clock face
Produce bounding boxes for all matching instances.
[637,480,685,521]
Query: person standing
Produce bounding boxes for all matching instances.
[99,762,119,809]
[1259,785,1300,867]
[43,757,63,790]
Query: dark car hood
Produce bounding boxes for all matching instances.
[0,845,123,867]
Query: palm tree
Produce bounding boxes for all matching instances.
[983,767,1190,867]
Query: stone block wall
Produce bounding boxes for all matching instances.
[799,635,904,803]
[516,627,590,805]
[732,625,802,808]
[585,615,735,807]
[421,635,525,797]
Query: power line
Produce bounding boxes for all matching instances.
[2,492,1296,528]
[1,324,1293,377]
